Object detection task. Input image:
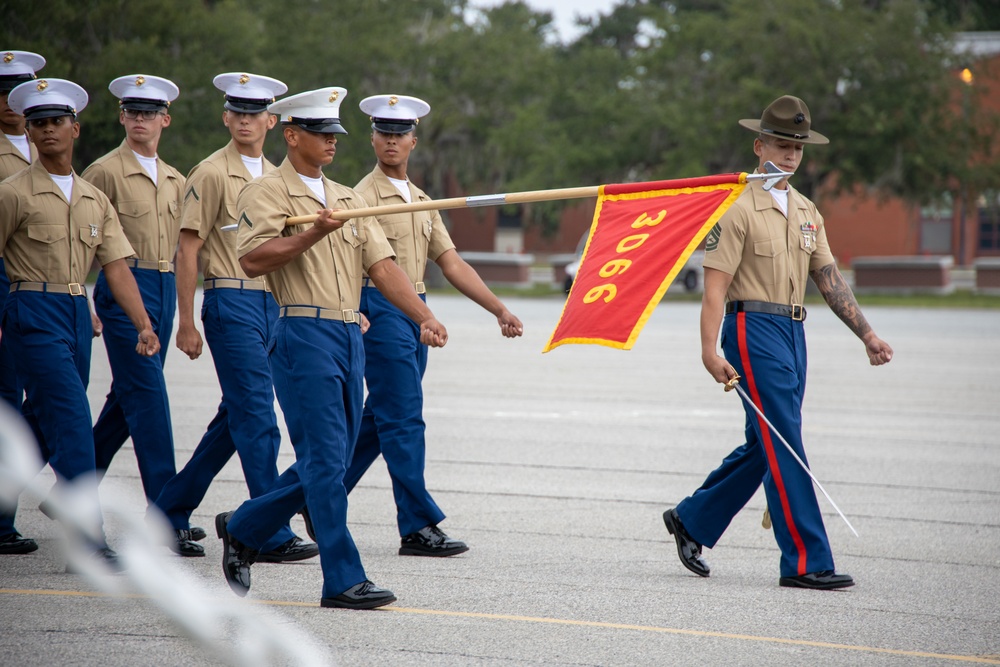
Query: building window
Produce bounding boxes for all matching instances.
[978,190,1000,252]
[919,193,952,254]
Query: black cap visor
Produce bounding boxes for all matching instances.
[224,96,272,114]
[119,97,169,112]
[371,118,416,134]
[284,117,347,135]
[0,74,35,94]
[24,104,77,120]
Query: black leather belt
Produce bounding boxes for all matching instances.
[725,300,806,321]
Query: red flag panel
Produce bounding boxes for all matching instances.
[544,173,746,352]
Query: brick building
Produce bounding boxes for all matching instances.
[821,32,1000,268]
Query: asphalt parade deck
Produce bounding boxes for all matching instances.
[1,293,998,666]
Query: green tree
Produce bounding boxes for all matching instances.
[4,0,267,172]
[631,0,985,204]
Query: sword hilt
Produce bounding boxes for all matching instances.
[724,372,741,392]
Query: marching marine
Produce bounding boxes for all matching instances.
[0,78,160,569]
[82,74,184,505]
[153,72,317,563]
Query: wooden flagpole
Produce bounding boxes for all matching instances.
[219,168,787,231]
[284,186,601,226]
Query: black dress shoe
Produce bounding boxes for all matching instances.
[188,526,207,542]
[299,507,316,542]
[399,525,469,557]
[66,546,125,574]
[320,580,397,609]
[779,570,855,590]
[0,531,38,555]
[663,508,710,577]
[256,536,319,563]
[215,511,257,597]
[169,529,205,557]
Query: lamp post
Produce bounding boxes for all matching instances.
[959,67,974,268]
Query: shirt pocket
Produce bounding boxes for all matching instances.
[414,212,433,242]
[27,224,67,244]
[380,220,407,259]
[222,203,239,250]
[78,222,104,248]
[798,229,818,254]
[117,199,151,221]
[26,224,68,275]
[340,220,365,249]
[752,238,785,286]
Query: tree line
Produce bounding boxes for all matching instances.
[5,0,999,236]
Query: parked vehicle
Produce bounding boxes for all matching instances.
[563,233,704,294]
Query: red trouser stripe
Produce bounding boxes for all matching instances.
[736,313,808,575]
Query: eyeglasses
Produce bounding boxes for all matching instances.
[122,109,162,120]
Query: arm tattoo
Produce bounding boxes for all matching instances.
[810,264,872,340]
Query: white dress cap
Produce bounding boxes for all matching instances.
[213,72,288,113]
[0,51,46,92]
[8,78,89,120]
[268,87,348,134]
[359,94,430,134]
[109,74,179,111]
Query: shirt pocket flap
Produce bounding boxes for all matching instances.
[117,199,151,219]
[27,224,67,244]
[79,224,103,248]
[753,239,783,258]
[340,222,364,248]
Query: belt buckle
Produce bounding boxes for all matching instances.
[791,304,804,321]
[415,281,426,294]
[68,282,83,296]
[158,260,171,272]
[342,308,356,324]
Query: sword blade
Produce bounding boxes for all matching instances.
[732,383,859,537]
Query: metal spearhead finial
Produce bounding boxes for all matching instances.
[761,160,791,191]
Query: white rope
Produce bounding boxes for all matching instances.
[0,401,331,667]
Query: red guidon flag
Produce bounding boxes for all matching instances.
[544,173,748,352]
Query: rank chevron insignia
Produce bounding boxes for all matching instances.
[185,185,199,202]
[239,212,253,229]
[705,222,722,252]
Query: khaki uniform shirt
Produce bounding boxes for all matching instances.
[0,161,135,283]
[181,140,275,281]
[0,132,37,262]
[354,166,455,284]
[0,132,36,181]
[81,140,184,264]
[236,158,394,312]
[703,180,835,305]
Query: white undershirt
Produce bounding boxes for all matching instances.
[50,173,74,201]
[298,174,326,206]
[241,154,263,179]
[5,133,30,161]
[769,187,789,217]
[387,176,411,203]
[133,151,158,182]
